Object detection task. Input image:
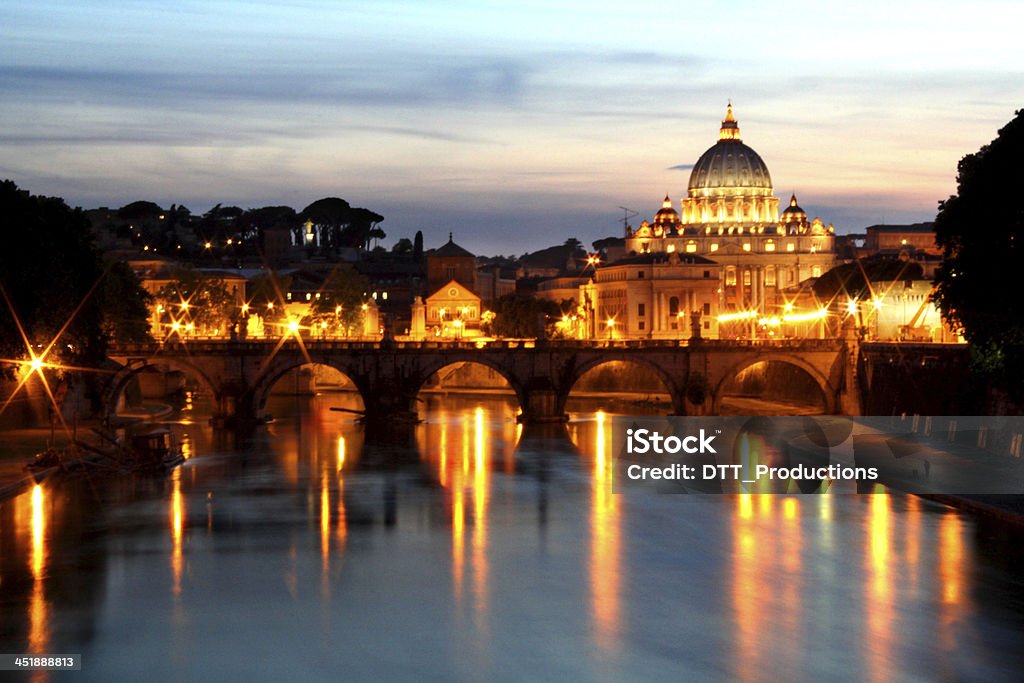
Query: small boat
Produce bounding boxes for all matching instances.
[124,428,186,472]
[25,427,185,478]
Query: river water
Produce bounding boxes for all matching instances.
[2,393,1024,682]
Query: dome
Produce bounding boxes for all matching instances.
[652,195,681,229]
[781,194,805,216]
[687,105,772,193]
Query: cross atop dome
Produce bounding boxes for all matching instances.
[719,102,741,141]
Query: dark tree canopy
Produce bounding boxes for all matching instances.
[486,294,561,339]
[117,200,164,221]
[933,109,1024,382]
[0,180,150,371]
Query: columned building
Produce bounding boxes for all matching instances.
[620,105,837,333]
[589,252,721,340]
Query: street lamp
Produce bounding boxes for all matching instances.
[606,318,615,340]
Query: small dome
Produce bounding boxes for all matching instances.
[781,193,805,216]
[653,195,681,228]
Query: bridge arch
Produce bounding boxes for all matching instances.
[712,353,836,415]
[249,359,366,419]
[567,354,684,414]
[414,357,527,412]
[104,358,220,422]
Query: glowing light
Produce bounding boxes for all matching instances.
[241,303,250,314]
[873,298,884,310]
[29,356,43,372]
[170,469,184,595]
[203,242,212,249]
[781,309,828,323]
[605,318,615,327]
[288,320,299,333]
[31,484,45,578]
[846,299,859,315]
[179,301,189,311]
[717,310,758,323]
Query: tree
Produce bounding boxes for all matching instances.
[101,261,152,343]
[413,230,424,260]
[154,266,236,337]
[486,294,561,339]
[305,267,369,335]
[300,197,351,249]
[238,205,297,245]
[0,181,149,374]
[933,109,1024,387]
[392,237,413,255]
[247,272,292,311]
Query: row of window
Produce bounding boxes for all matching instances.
[723,265,822,286]
[637,301,712,317]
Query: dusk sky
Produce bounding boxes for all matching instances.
[2,0,1022,255]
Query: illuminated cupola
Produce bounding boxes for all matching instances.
[652,195,682,236]
[780,193,809,234]
[719,102,741,141]
[680,104,779,229]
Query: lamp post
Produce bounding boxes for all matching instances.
[606,318,615,340]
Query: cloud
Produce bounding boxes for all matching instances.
[668,164,695,171]
[0,57,533,110]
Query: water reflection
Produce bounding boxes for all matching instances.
[422,403,494,620]
[29,484,49,658]
[0,395,1022,681]
[590,410,621,652]
[170,469,184,596]
[866,493,893,683]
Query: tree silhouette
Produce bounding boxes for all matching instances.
[413,230,424,260]
[933,109,1024,387]
[0,181,150,372]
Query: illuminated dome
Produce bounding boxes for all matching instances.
[679,104,780,229]
[781,193,809,234]
[687,105,772,192]
[652,195,682,234]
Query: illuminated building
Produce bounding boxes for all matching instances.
[587,253,721,340]
[424,235,483,338]
[618,105,838,334]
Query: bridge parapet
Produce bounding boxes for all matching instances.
[103,336,860,428]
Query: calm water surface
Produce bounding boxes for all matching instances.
[2,393,1024,682]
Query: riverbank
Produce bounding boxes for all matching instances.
[922,494,1024,528]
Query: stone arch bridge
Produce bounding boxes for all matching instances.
[104,338,860,427]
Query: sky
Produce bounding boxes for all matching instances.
[1,1,1023,256]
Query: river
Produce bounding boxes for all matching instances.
[2,392,1024,681]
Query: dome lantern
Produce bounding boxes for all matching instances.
[719,102,741,141]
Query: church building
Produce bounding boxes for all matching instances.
[595,104,837,339]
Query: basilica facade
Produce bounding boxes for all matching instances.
[595,105,837,339]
